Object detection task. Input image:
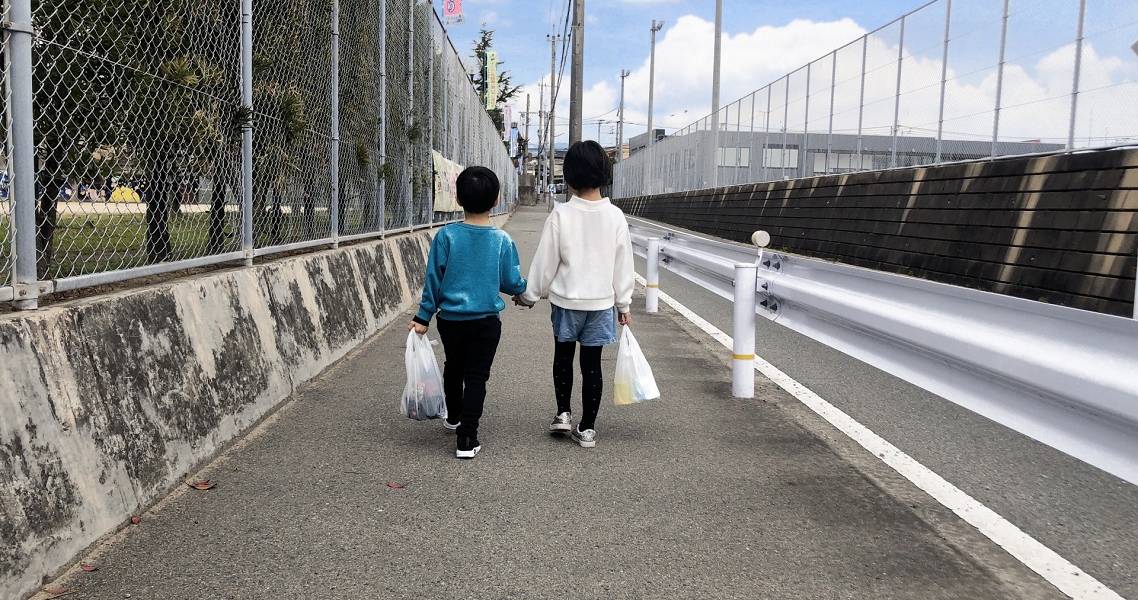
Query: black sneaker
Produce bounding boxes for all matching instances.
[456,435,482,459]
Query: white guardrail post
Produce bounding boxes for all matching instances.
[732,263,757,399]
[626,216,1138,484]
[646,237,661,313]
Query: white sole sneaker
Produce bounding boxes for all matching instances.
[571,431,597,448]
[455,445,482,459]
[549,422,572,433]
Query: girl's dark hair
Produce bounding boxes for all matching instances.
[455,166,500,213]
[563,140,612,191]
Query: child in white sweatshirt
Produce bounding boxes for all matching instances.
[518,140,635,448]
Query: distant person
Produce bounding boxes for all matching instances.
[408,166,527,459]
[517,140,634,449]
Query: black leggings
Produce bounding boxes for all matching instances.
[553,341,603,431]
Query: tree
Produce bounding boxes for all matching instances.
[469,29,522,134]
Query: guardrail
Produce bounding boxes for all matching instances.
[629,216,1138,486]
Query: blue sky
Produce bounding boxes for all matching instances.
[439,0,1138,148]
[446,0,923,85]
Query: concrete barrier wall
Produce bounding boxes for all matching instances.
[0,231,435,599]
[615,148,1138,317]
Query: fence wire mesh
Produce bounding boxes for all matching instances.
[2,0,516,305]
[614,0,1138,198]
[28,0,243,279]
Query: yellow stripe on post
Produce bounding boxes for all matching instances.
[732,353,755,360]
[646,283,659,288]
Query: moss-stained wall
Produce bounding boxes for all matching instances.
[0,231,432,599]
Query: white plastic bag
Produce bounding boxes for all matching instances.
[613,326,660,405]
[402,331,447,420]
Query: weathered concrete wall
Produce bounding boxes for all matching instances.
[616,148,1138,316]
[0,231,433,599]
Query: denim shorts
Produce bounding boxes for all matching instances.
[551,305,617,346]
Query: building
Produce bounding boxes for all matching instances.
[622,130,1064,193]
[627,129,665,155]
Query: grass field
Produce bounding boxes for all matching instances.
[0,208,345,281]
[0,196,435,288]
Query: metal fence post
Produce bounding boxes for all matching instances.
[991,0,1009,157]
[827,49,836,175]
[781,75,789,180]
[240,0,254,265]
[891,15,905,169]
[732,263,757,399]
[856,35,867,170]
[405,0,415,228]
[935,0,951,163]
[1067,0,1086,150]
[762,86,771,181]
[748,93,757,182]
[646,237,661,313]
[426,7,435,223]
[377,0,387,235]
[329,0,341,246]
[7,0,38,309]
[802,63,811,178]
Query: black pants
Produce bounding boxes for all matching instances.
[436,317,502,439]
[553,341,604,431]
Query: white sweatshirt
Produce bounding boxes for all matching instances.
[522,196,635,313]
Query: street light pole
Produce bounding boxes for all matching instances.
[617,69,630,163]
[709,0,722,188]
[646,19,663,194]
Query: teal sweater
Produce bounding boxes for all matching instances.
[413,223,527,324]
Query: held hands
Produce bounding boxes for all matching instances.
[512,295,535,309]
[618,311,632,326]
[407,321,428,335]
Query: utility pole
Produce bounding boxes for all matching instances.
[709,0,722,188]
[569,0,585,145]
[538,81,546,180]
[646,19,663,194]
[524,93,531,177]
[597,120,603,144]
[617,69,630,163]
[548,34,561,202]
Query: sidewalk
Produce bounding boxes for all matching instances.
[43,206,1060,599]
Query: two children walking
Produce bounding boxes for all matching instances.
[408,141,634,459]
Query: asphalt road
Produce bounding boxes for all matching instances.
[40,206,1066,600]
[635,234,1138,600]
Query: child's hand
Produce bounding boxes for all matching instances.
[512,295,534,308]
[408,321,428,335]
[618,311,632,326]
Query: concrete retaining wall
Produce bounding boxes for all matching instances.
[616,148,1138,317]
[0,231,434,599]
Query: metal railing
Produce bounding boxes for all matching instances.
[630,216,1138,486]
[1,0,517,309]
[615,0,1138,198]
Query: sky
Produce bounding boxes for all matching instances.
[440,0,1138,149]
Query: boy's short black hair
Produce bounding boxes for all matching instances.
[456,166,500,213]
[563,140,612,191]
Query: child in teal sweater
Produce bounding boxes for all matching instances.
[409,166,526,459]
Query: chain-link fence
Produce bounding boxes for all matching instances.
[615,0,1138,198]
[1,0,516,308]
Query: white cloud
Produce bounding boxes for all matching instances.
[509,13,1138,148]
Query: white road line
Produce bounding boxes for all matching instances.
[638,275,1125,600]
